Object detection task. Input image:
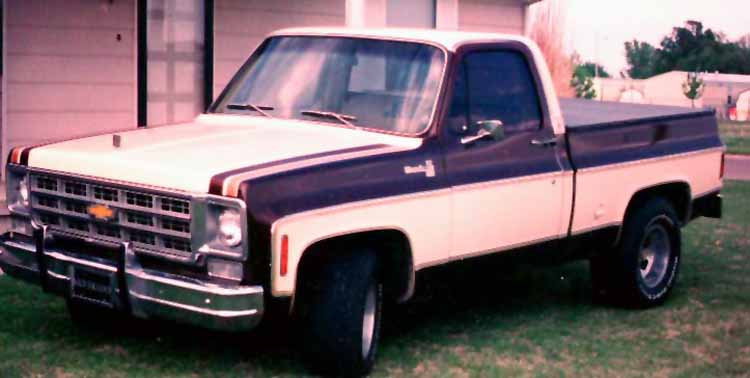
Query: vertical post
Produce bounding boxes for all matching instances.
[1,0,6,179]
[203,0,214,111]
[137,0,148,127]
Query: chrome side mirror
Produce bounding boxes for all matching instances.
[460,120,504,145]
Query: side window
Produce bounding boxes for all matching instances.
[447,50,543,134]
[445,62,469,133]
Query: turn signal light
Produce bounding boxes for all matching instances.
[280,235,289,276]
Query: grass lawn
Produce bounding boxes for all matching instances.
[1,182,749,377]
[719,121,750,155]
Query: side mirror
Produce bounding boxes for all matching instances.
[460,120,504,145]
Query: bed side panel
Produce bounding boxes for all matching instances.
[566,113,723,235]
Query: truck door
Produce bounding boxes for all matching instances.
[441,45,568,258]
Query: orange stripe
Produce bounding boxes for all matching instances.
[10,147,23,165]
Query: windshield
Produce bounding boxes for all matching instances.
[212,36,446,135]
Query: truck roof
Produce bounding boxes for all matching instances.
[270,27,532,52]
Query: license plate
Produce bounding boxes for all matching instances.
[71,267,115,307]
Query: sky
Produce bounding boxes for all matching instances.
[562,0,750,76]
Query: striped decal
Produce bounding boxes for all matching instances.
[209,143,411,197]
[8,147,24,165]
[10,129,146,166]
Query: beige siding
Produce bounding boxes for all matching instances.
[213,0,346,98]
[457,0,525,34]
[6,0,135,149]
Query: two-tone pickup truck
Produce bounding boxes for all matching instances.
[0,28,723,376]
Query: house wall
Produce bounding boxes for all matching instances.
[2,0,531,161]
[457,0,525,34]
[5,0,136,151]
[212,0,346,99]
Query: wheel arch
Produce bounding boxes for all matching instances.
[616,181,692,244]
[292,228,416,311]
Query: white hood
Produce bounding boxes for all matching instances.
[27,114,422,193]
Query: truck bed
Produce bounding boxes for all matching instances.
[560,99,723,170]
[560,98,713,128]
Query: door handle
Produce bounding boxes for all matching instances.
[530,137,557,147]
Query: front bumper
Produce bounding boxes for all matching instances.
[0,228,264,331]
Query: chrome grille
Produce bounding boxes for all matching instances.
[29,172,194,261]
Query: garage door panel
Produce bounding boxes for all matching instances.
[7,25,133,57]
[215,9,343,35]
[213,0,346,101]
[7,113,133,147]
[8,0,134,28]
[217,0,345,15]
[8,83,133,113]
[214,35,263,61]
[8,56,134,84]
[5,0,136,154]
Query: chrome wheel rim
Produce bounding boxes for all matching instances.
[639,222,671,288]
[361,282,377,359]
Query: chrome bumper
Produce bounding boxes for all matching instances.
[0,229,264,331]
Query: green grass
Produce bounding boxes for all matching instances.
[719,121,750,155]
[2,182,750,377]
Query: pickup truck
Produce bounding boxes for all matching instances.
[0,28,723,376]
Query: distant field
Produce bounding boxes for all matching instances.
[0,182,749,377]
[719,121,750,155]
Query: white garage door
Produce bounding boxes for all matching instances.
[213,0,346,99]
[738,91,750,122]
[5,0,136,152]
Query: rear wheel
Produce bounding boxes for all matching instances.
[591,197,681,307]
[296,249,382,377]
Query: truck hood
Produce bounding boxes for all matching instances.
[26,114,422,194]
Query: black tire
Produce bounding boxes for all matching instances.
[295,249,382,377]
[591,197,682,308]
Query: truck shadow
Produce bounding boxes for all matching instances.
[57,253,599,374]
[382,252,597,340]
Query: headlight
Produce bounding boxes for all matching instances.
[218,209,242,247]
[193,196,247,260]
[7,166,30,215]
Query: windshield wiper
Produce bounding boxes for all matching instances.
[226,103,274,118]
[301,110,357,128]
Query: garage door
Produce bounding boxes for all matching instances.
[5,0,136,152]
[213,0,346,99]
[738,91,750,122]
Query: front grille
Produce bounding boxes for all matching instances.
[29,172,194,260]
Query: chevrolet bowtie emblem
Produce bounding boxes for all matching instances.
[88,204,116,221]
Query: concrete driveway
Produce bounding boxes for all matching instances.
[726,155,750,181]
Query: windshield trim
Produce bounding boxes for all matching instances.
[208,34,450,138]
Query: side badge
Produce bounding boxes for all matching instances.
[113,134,122,148]
[404,160,436,178]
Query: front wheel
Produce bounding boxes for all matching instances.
[591,197,682,307]
[295,249,382,377]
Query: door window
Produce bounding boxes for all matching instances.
[447,50,542,134]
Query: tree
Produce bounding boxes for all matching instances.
[528,0,574,98]
[624,40,657,79]
[571,70,597,99]
[654,20,750,75]
[575,62,610,78]
[624,21,750,78]
[682,72,704,108]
